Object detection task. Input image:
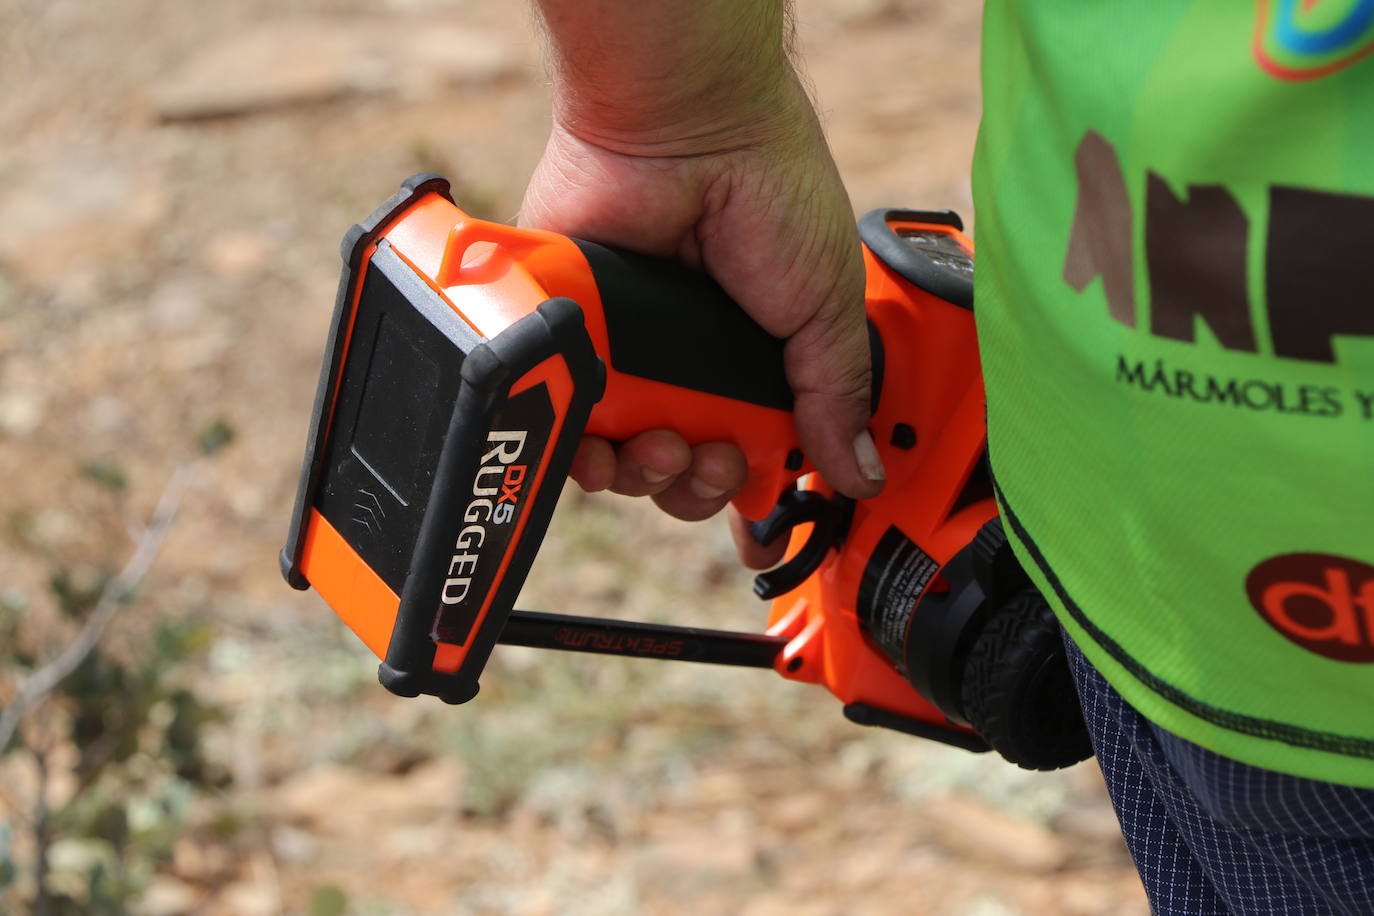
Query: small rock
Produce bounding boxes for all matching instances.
[1053,801,1128,845]
[203,230,272,279]
[634,815,761,887]
[270,824,320,864]
[31,508,78,548]
[637,833,759,881]
[0,270,16,317]
[769,793,827,832]
[82,395,135,437]
[741,898,844,916]
[274,766,376,824]
[0,388,44,435]
[833,850,891,890]
[274,760,464,828]
[154,20,523,121]
[161,329,231,373]
[921,793,1070,872]
[46,838,104,875]
[149,278,209,329]
[141,876,202,916]
[1055,871,1152,915]
[216,882,279,916]
[379,823,447,863]
[693,769,751,806]
[173,836,232,881]
[963,897,1018,916]
[0,160,166,299]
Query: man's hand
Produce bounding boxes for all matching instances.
[522,0,883,567]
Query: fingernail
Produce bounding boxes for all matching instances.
[641,467,672,485]
[689,476,729,500]
[853,429,885,482]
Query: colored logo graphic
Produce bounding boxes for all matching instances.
[1247,553,1374,662]
[1254,0,1374,79]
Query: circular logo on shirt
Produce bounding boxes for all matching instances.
[1246,553,1374,662]
[1254,0,1374,81]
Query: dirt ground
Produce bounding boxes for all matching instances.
[0,0,1150,913]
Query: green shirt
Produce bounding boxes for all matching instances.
[974,0,1374,786]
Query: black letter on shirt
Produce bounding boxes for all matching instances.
[1064,131,1137,327]
[1267,186,1374,364]
[1146,174,1257,353]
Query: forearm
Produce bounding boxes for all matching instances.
[524,1,879,507]
[533,0,798,152]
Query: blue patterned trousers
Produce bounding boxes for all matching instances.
[1064,635,1374,914]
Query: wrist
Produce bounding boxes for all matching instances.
[552,63,814,159]
[537,0,803,157]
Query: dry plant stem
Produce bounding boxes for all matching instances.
[0,464,193,755]
[32,746,50,916]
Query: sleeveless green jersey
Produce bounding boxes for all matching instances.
[974,0,1374,786]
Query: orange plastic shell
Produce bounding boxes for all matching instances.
[764,221,990,735]
[300,510,399,657]
[430,352,578,674]
[298,190,989,740]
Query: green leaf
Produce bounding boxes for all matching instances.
[164,690,212,783]
[4,509,36,548]
[0,590,26,669]
[0,588,25,617]
[196,418,235,455]
[79,459,128,494]
[208,810,243,840]
[49,567,109,620]
[310,883,349,916]
[153,620,213,662]
[0,824,13,889]
[50,892,90,916]
[93,803,130,851]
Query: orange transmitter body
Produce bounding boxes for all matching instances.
[281,174,1090,770]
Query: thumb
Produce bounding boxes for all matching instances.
[784,252,885,501]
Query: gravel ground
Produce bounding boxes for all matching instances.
[0,0,1148,912]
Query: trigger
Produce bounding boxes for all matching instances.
[749,490,856,600]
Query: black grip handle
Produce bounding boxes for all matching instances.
[573,239,794,410]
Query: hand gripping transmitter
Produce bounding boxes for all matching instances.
[281,174,1090,770]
